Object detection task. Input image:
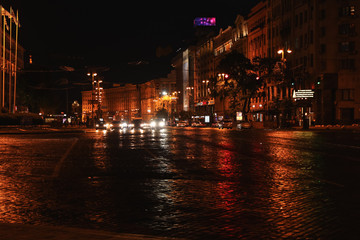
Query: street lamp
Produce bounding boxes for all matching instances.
[87,72,98,126]
[277,49,292,60]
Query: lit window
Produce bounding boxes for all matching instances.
[350,6,355,16]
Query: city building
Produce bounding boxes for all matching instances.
[313,0,360,124]
[82,83,139,122]
[82,1,360,126]
[195,38,215,117]
[81,71,176,123]
[265,0,360,125]
[141,70,177,122]
[172,47,196,112]
[247,1,269,60]
[0,6,24,113]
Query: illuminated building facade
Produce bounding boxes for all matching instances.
[82,71,176,123]
[265,0,360,125]
[247,1,269,60]
[172,47,196,112]
[195,38,215,116]
[142,71,177,121]
[0,6,24,113]
[82,83,139,122]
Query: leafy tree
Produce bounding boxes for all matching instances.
[211,51,258,120]
[253,56,294,127]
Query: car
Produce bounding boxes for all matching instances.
[176,121,189,127]
[237,121,252,129]
[150,119,166,129]
[218,119,233,129]
[95,120,106,130]
[191,121,206,127]
[110,120,121,130]
[130,118,144,129]
[119,121,129,129]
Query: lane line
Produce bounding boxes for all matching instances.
[52,138,79,178]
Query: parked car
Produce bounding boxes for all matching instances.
[191,121,206,127]
[176,121,189,127]
[218,119,233,129]
[237,121,252,129]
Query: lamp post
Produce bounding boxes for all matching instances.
[276,48,292,128]
[277,49,292,60]
[186,86,194,112]
[87,72,97,126]
[217,73,229,119]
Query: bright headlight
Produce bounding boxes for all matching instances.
[159,121,165,127]
[150,121,156,127]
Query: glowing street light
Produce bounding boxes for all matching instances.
[277,49,292,60]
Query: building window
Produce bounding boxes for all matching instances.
[320,9,326,20]
[341,89,354,100]
[339,41,355,53]
[320,44,326,54]
[320,27,326,37]
[338,23,356,35]
[339,6,356,17]
[320,60,327,71]
[340,59,355,70]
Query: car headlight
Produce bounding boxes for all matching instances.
[150,121,156,127]
[121,123,127,128]
[96,124,99,127]
[159,121,165,127]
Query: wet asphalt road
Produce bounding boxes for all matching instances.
[0,127,360,239]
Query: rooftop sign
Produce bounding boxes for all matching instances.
[194,17,216,27]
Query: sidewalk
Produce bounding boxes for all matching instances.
[0,223,183,240]
[292,124,360,131]
[0,126,86,134]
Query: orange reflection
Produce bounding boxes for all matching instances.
[264,131,324,236]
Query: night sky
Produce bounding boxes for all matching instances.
[4,1,258,81]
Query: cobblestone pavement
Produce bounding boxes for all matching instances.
[0,128,359,239]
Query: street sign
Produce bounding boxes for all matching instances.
[293,89,314,99]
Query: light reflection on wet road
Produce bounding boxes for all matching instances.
[0,128,360,239]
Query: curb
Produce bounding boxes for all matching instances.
[0,223,183,240]
[0,129,86,135]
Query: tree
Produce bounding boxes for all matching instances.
[253,56,294,127]
[211,51,258,120]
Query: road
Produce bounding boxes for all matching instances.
[0,127,359,239]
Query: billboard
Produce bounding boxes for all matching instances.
[194,17,216,27]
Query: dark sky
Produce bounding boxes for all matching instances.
[3,1,258,83]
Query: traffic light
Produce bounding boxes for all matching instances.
[316,77,321,86]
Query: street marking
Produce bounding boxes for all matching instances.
[52,138,79,178]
